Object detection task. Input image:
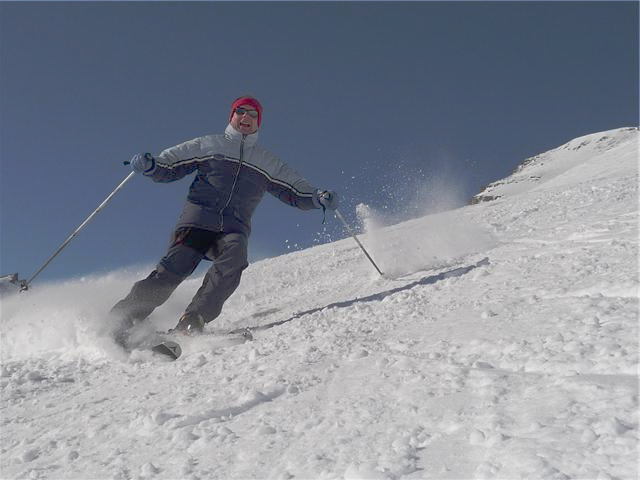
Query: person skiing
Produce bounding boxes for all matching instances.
[111,95,339,346]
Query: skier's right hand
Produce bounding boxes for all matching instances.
[129,153,156,175]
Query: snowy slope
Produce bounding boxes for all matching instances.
[1,127,638,480]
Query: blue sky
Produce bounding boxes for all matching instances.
[1,1,638,284]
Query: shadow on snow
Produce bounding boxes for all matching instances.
[230,257,489,334]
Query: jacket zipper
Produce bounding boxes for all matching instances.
[220,134,246,229]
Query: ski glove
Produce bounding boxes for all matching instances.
[317,190,340,211]
[129,153,156,175]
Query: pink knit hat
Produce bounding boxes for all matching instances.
[230,96,263,126]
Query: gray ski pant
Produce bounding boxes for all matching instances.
[111,228,248,324]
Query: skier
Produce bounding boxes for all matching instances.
[111,95,339,346]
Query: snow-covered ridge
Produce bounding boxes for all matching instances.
[472,126,639,203]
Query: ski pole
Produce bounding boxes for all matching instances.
[21,171,137,291]
[334,208,384,276]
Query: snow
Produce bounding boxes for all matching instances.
[1,127,638,480]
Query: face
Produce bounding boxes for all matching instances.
[231,104,260,134]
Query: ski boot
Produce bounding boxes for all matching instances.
[171,312,205,335]
[112,316,138,350]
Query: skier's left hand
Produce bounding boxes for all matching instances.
[317,190,339,210]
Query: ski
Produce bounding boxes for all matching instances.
[144,326,253,360]
[115,329,183,361]
[150,340,182,360]
[157,326,254,340]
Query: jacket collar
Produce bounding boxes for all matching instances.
[225,123,259,147]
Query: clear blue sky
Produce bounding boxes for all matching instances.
[1,1,638,284]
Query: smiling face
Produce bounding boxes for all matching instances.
[230,104,260,134]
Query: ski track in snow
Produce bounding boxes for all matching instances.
[1,128,638,479]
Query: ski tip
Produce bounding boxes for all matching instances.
[151,340,182,360]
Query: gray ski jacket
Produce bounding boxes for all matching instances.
[146,124,323,235]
